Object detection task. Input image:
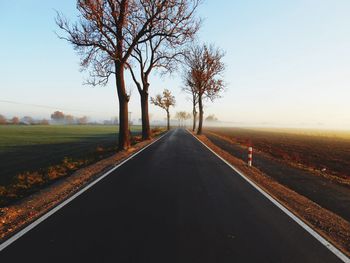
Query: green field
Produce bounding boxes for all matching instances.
[0,125,142,187]
[0,125,141,150]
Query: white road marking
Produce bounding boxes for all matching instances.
[188,130,350,263]
[0,132,168,252]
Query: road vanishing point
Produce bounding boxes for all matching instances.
[0,129,347,262]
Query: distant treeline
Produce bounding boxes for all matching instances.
[0,111,119,126]
[0,114,49,125]
[50,111,88,125]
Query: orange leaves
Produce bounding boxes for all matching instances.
[47,166,67,181]
[17,172,44,188]
[150,89,176,111]
[1,172,46,202]
[184,44,225,99]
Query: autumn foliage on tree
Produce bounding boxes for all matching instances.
[150,89,175,130]
[183,44,225,134]
[56,0,201,149]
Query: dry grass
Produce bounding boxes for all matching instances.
[1,156,97,206]
[196,134,350,257]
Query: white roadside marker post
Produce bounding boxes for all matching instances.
[248,147,253,167]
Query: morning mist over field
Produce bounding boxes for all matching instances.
[0,0,349,130]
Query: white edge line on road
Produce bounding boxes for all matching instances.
[188,130,350,263]
[0,131,168,252]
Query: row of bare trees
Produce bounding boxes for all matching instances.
[57,0,201,150]
[175,111,191,127]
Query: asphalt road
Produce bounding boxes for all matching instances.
[0,129,345,262]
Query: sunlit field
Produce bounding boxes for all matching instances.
[243,127,350,140]
[205,127,350,180]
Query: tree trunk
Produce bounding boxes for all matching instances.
[192,101,197,132]
[197,93,203,135]
[115,62,130,150]
[192,111,197,131]
[166,110,170,131]
[140,90,151,140]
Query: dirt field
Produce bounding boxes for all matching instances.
[204,127,350,223]
[205,127,350,180]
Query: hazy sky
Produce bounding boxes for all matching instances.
[1,1,350,129]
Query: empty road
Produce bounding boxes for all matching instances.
[0,129,346,262]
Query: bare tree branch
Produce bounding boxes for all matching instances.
[182,43,226,134]
[56,0,201,148]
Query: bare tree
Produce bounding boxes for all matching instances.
[77,116,88,125]
[175,112,181,126]
[205,114,218,122]
[184,44,225,134]
[40,119,50,125]
[65,114,75,125]
[11,117,20,125]
[56,0,200,149]
[51,111,65,123]
[150,89,175,130]
[185,112,191,127]
[0,114,6,125]
[175,111,191,127]
[127,0,200,140]
[175,111,184,127]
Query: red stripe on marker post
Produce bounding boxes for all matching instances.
[248,147,253,167]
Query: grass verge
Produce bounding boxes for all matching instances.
[195,133,350,257]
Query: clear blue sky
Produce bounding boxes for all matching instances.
[1,0,350,129]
